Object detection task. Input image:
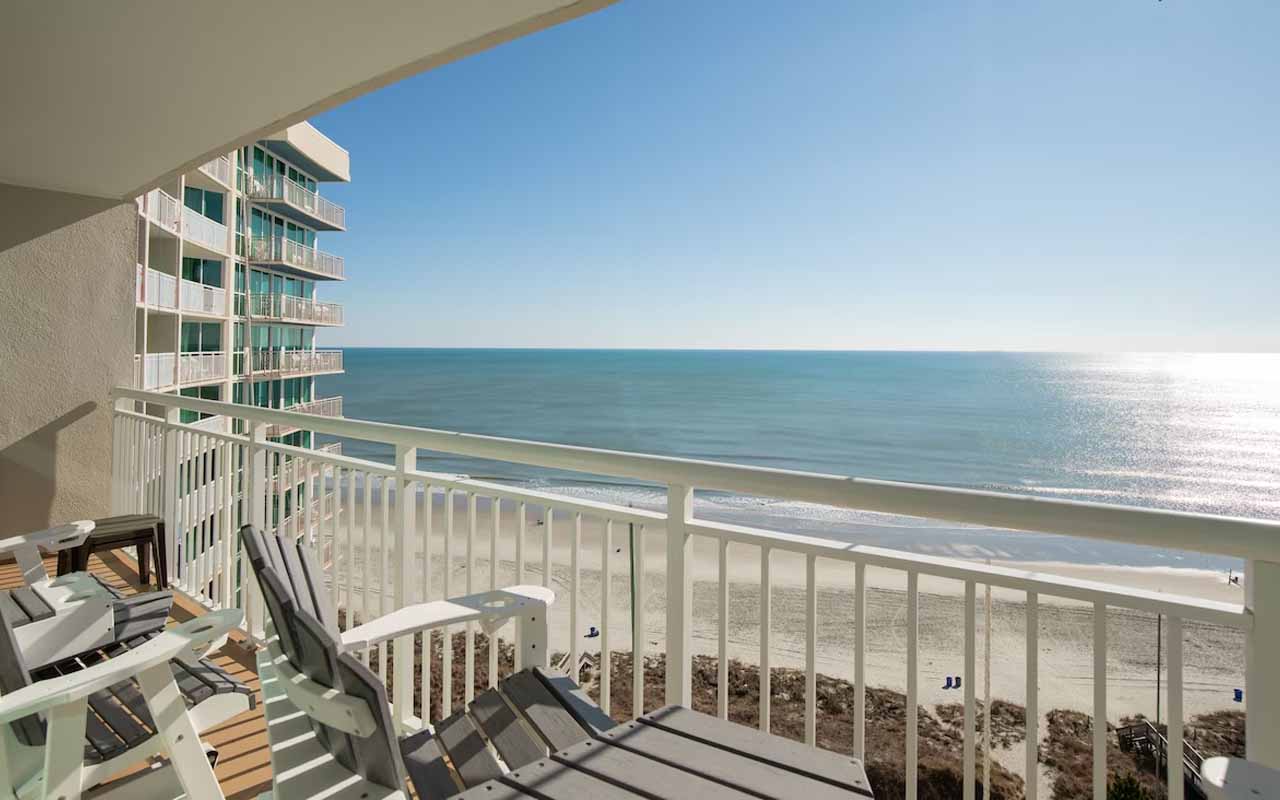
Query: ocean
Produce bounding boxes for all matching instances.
[318,350,1280,571]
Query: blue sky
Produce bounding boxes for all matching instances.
[313,0,1279,351]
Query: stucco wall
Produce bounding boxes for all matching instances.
[0,183,136,536]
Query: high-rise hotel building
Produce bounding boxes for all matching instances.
[133,122,346,447]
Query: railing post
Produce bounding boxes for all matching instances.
[111,397,131,514]
[665,484,693,707]
[1246,558,1280,768]
[161,405,182,588]
[393,445,417,729]
[244,422,269,641]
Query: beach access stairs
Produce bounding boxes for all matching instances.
[1118,720,1207,798]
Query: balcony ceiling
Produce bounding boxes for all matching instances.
[0,0,613,200]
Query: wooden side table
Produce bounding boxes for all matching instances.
[55,514,167,590]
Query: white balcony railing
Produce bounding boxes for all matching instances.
[265,396,343,438]
[181,206,228,254]
[248,173,346,229]
[248,236,344,280]
[249,293,343,326]
[145,188,181,234]
[142,268,178,311]
[132,353,176,390]
[180,279,226,316]
[179,351,226,384]
[248,349,343,377]
[198,155,233,188]
[108,389,1280,799]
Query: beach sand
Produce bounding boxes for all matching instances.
[318,489,1246,793]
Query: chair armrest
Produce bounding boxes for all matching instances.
[0,520,95,586]
[0,520,95,556]
[340,586,553,650]
[0,609,242,723]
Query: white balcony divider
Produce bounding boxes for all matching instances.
[249,292,343,325]
[134,353,177,390]
[135,264,144,304]
[146,188,181,234]
[198,155,232,187]
[109,387,1280,799]
[181,206,228,254]
[178,351,226,384]
[248,236,344,279]
[143,268,179,311]
[248,173,346,229]
[180,278,227,316]
[248,348,343,376]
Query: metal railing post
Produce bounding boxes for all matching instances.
[161,405,182,588]
[665,484,693,707]
[244,422,269,640]
[393,445,417,729]
[1246,558,1280,768]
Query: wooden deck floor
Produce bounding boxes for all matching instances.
[0,550,273,799]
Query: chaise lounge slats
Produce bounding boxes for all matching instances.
[599,719,867,800]
[480,752,638,800]
[399,728,461,799]
[533,666,618,736]
[469,688,545,769]
[549,735,757,800]
[436,710,505,788]
[498,669,592,753]
[0,590,26,627]
[638,705,876,797]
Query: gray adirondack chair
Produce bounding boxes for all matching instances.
[241,525,618,799]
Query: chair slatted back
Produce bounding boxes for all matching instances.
[239,525,407,794]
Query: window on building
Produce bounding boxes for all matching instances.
[181,257,223,287]
[183,187,225,224]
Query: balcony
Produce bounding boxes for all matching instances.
[106,387,1280,800]
[136,266,178,312]
[180,206,228,256]
[196,155,232,189]
[247,173,346,230]
[265,396,343,438]
[144,188,181,235]
[178,351,226,385]
[179,279,226,317]
[247,236,344,281]
[248,348,343,378]
[132,353,176,389]
[249,292,343,326]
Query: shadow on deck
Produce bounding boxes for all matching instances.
[0,550,272,799]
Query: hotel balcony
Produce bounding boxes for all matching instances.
[246,173,346,231]
[132,352,227,390]
[249,292,343,326]
[248,348,343,378]
[194,154,233,190]
[179,278,227,317]
[180,206,229,257]
[101,388,1280,800]
[135,265,178,312]
[247,236,344,281]
[265,396,343,438]
[143,188,181,235]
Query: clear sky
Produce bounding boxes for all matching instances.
[312,0,1279,351]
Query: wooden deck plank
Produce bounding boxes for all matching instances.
[496,754,643,799]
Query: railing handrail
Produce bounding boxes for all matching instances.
[108,386,1280,562]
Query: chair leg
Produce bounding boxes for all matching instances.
[138,542,151,587]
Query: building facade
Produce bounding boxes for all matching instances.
[133,122,347,450]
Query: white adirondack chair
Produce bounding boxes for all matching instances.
[241,525,562,799]
[0,608,242,800]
